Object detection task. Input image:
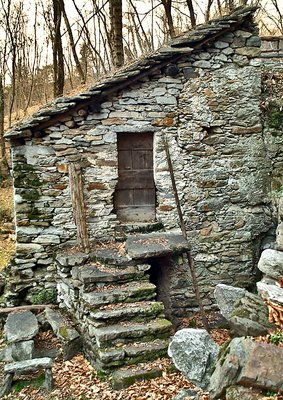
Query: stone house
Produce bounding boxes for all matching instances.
[4,6,282,322]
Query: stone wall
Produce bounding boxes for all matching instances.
[5,24,279,311]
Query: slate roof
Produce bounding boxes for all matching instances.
[5,6,257,140]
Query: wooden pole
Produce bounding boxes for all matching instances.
[163,135,210,332]
[69,163,90,252]
[0,304,56,314]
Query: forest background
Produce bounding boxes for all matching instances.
[0,0,282,177]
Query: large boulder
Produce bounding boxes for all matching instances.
[228,291,274,336]
[257,281,283,306]
[168,328,219,389]
[4,311,39,343]
[214,284,246,320]
[257,249,283,280]
[209,337,283,399]
[214,284,274,336]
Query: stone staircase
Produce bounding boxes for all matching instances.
[56,247,173,383]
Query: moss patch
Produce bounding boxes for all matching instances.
[267,101,283,132]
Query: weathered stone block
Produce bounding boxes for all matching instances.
[258,249,283,280]
[4,311,39,343]
[235,47,261,58]
[214,284,246,319]
[168,328,219,389]
[257,281,283,306]
[209,338,283,399]
[228,291,274,336]
[5,340,34,362]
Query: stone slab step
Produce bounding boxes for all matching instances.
[126,233,190,259]
[81,282,157,309]
[89,301,165,325]
[74,264,149,288]
[91,318,172,348]
[97,338,169,367]
[110,359,170,389]
[90,248,133,267]
[4,357,53,374]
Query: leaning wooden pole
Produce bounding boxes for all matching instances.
[69,163,90,252]
[163,135,210,332]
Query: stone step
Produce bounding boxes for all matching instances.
[73,264,150,292]
[89,301,165,326]
[81,282,157,309]
[114,222,164,241]
[126,233,189,259]
[90,248,133,267]
[110,358,170,389]
[90,318,172,348]
[97,339,169,369]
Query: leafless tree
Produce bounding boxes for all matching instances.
[109,0,124,67]
[52,0,65,96]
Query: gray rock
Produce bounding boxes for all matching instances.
[168,328,219,389]
[5,340,34,362]
[0,373,13,397]
[4,357,53,374]
[258,249,283,280]
[233,54,249,66]
[192,60,211,69]
[173,389,201,400]
[43,367,54,391]
[45,307,82,360]
[235,47,261,58]
[4,311,39,343]
[209,337,283,399]
[226,385,266,400]
[214,284,246,319]
[246,36,261,47]
[228,291,274,336]
[276,223,283,251]
[257,281,283,306]
[214,41,229,49]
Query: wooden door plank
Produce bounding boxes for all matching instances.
[114,132,155,222]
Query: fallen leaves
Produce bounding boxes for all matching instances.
[0,186,15,270]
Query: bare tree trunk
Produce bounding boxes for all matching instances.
[205,0,214,22]
[161,0,175,37]
[0,75,9,180]
[109,0,124,67]
[61,0,86,84]
[217,0,222,15]
[186,0,196,28]
[52,0,64,97]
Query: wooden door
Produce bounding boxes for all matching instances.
[114,132,155,222]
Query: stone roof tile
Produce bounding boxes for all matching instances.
[5,6,257,139]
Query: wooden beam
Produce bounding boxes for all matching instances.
[0,304,56,314]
